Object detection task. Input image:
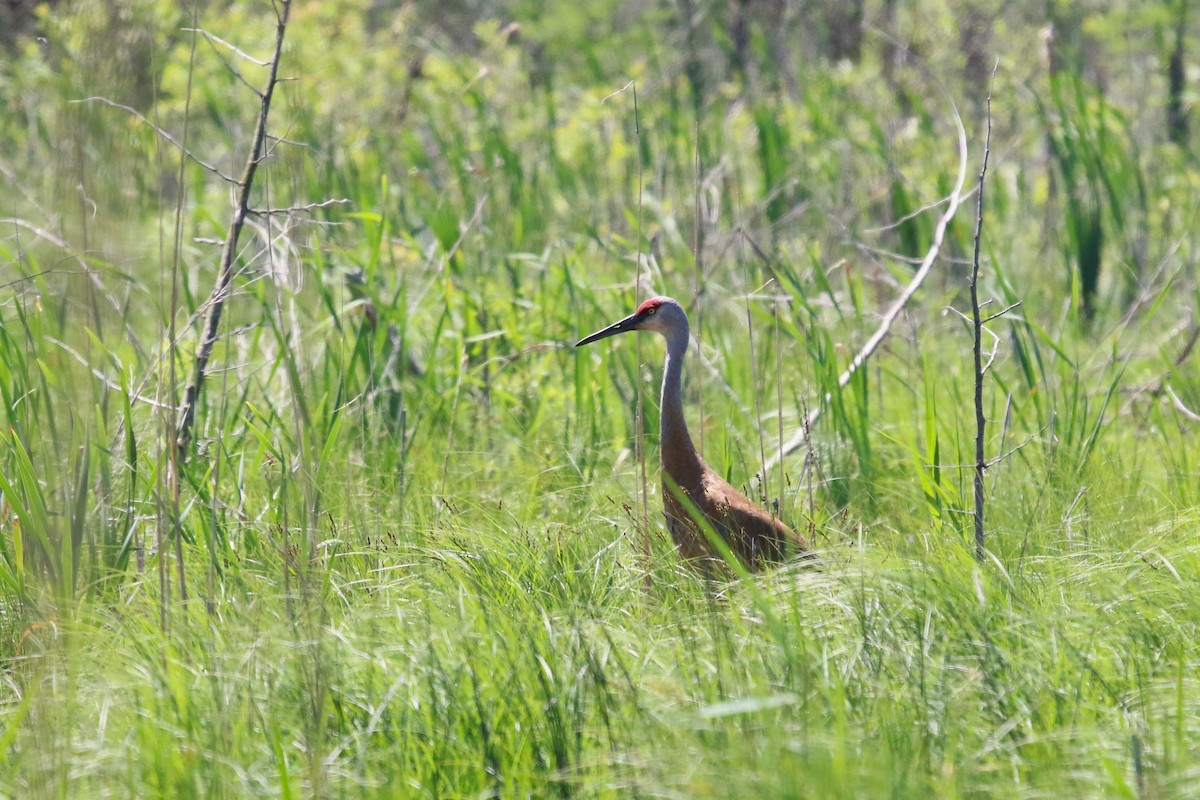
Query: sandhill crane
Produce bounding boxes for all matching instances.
[577,296,813,571]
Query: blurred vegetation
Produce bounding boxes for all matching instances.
[2,0,1200,796]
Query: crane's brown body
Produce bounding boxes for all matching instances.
[659,432,808,570]
[577,296,812,571]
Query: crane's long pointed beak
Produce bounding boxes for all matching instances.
[576,313,639,347]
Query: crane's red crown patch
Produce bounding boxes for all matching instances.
[636,297,665,315]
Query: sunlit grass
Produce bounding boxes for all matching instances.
[2,1,1200,797]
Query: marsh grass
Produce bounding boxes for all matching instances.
[2,1,1200,797]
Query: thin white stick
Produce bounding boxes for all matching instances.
[758,100,970,480]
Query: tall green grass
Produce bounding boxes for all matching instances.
[2,1,1200,797]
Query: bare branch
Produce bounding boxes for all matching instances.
[0,267,86,291]
[928,425,1042,472]
[942,304,971,325]
[248,197,352,216]
[601,80,635,104]
[942,303,1002,375]
[862,182,980,235]
[1,217,87,257]
[855,241,976,267]
[981,335,1001,375]
[193,30,263,96]
[177,0,293,459]
[986,429,1037,467]
[759,78,972,479]
[981,300,1021,325]
[48,338,178,410]
[969,62,998,562]
[1166,385,1200,422]
[265,132,308,148]
[182,28,270,66]
[1,217,145,347]
[72,97,239,184]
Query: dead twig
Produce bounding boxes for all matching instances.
[981,301,1021,326]
[969,63,998,561]
[248,198,352,216]
[930,425,1041,471]
[47,338,177,410]
[758,77,971,480]
[73,96,239,185]
[183,27,270,66]
[943,298,1020,375]
[1165,385,1200,422]
[176,0,293,459]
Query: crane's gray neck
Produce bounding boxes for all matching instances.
[659,324,698,471]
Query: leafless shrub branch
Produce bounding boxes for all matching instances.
[758,88,971,480]
[183,27,271,66]
[969,63,998,561]
[176,0,293,459]
[1166,385,1200,422]
[72,96,239,184]
[248,198,352,216]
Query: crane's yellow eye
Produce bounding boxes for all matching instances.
[646,307,656,315]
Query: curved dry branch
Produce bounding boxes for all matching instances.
[758,94,971,481]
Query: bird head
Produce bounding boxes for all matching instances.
[576,296,686,346]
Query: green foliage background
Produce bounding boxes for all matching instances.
[2,0,1200,796]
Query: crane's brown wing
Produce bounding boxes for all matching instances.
[662,467,812,571]
[702,472,810,568]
